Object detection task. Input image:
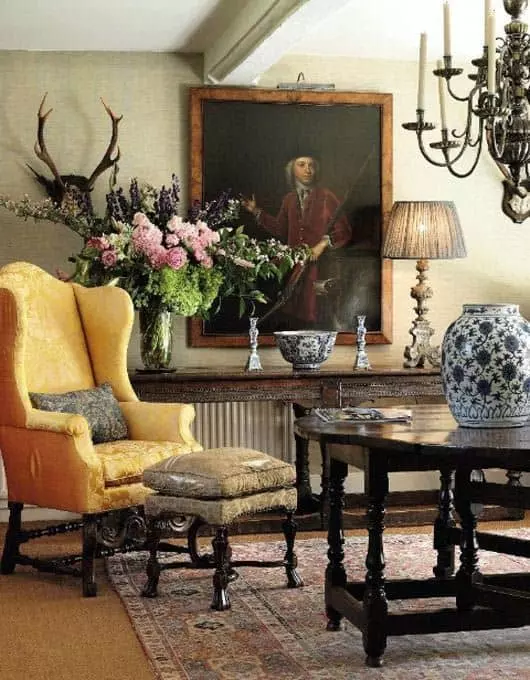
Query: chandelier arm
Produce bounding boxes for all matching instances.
[446,78,479,103]
[450,94,484,149]
[416,132,455,168]
[444,135,484,178]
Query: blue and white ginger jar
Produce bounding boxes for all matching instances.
[441,304,530,428]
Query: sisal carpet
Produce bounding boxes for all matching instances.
[107,530,530,680]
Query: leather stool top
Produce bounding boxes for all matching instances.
[143,447,295,499]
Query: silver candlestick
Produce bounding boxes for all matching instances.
[245,316,263,371]
[354,315,371,370]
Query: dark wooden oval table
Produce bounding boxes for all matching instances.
[294,403,530,667]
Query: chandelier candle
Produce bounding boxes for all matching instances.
[487,10,496,94]
[485,0,492,42]
[443,1,451,56]
[417,32,427,110]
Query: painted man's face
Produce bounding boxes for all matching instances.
[293,156,317,186]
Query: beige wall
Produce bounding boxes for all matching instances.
[1,50,529,372]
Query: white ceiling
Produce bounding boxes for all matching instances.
[0,1,516,76]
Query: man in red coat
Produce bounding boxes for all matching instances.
[242,154,352,328]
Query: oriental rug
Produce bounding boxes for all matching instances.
[106,531,530,680]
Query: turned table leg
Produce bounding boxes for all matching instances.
[454,466,482,612]
[325,456,348,631]
[433,466,456,579]
[362,452,389,668]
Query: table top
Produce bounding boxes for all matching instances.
[130,365,440,383]
[294,403,530,468]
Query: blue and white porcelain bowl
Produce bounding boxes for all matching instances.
[274,330,337,370]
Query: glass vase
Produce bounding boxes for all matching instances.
[139,307,173,371]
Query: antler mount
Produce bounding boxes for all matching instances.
[27,92,123,206]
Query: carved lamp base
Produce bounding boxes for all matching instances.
[403,259,441,369]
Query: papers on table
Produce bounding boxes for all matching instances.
[313,407,413,424]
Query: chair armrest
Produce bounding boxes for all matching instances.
[119,402,202,451]
[2,410,105,513]
[26,408,90,436]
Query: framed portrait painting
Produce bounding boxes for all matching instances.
[188,86,393,347]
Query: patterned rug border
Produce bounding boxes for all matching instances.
[106,530,530,680]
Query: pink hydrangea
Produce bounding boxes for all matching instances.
[132,223,163,254]
[166,246,188,270]
[146,244,168,270]
[165,233,181,247]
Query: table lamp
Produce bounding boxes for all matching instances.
[382,200,466,368]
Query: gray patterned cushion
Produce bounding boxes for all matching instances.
[29,383,128,444]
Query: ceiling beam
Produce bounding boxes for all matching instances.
[204,0,352,85]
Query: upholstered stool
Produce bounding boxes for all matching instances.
[141,447,303,610]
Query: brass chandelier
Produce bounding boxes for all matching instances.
[404,0,530,223]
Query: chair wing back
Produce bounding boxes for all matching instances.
[0,262,95,426]
[73,283,138,402]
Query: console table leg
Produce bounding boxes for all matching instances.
[505,470,525,520]
[325,456,348,631]
[433,466,456,579]
[454,467,481,613]
[292,403,321,514]
[362,453,388,668]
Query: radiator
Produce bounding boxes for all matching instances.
[192,401,296,463]
[0,402,296,509]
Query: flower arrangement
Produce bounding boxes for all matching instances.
[73,175,226,317]
[192,191,309,317]
[0,177,310,320]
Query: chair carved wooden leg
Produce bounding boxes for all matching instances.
[1,502,23,575]
[82,515,98,598]
[282,511,304,588]
[142,520,162,598]
[211,526,231,611]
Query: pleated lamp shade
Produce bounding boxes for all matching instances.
[383,201,467,260]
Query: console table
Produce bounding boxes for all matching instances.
[131,366,445,526]
[130,365,443,406]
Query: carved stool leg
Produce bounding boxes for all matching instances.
[325,457,348,632]
[433,466,456,579]
[142,518,162,598]
[282,511,304,588]
[82,514,98,598]
[1,502,23,575]
[211,526,231,611]
[362,454,388,668]
[454,467,481,612]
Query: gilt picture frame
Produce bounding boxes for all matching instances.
[188,86,393,348]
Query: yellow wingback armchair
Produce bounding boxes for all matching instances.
[0,261,202,595]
